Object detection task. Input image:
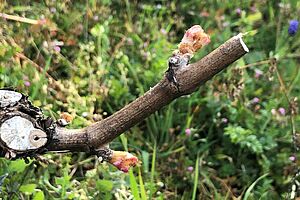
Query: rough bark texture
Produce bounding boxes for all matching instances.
[46,34,249,152]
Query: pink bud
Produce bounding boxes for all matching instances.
[109,151,139,173]
[38,18,47,25]
[289,156,296,162]
[236,8,242,15]
[179,25,210,54]
[185,128,191,136]
[221,118,228,123]
[53,46,61,52]
[24,81,31,87]
[160,28,167,35]
[278,107,286,116]
[251,97,260,104]
[254,69,263,78]
[187,166,194,172]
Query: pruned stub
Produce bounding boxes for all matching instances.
[0,89,55,159]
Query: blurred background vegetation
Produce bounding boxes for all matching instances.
[0,0,300,199]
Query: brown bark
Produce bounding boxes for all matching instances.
[47,34,249,152]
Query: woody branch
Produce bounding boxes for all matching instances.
[49,33,248,150]
[0,26,249,171]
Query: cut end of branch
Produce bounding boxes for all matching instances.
[0,116,48,152]
[235,33,249,53]
[0,90,55,159]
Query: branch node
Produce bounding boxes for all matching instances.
[93,146,113,162]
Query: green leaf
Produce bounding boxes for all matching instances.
[96,180,114,192]
[129,169,140,200]
[245,12,262,24]
[243,173,269,200]
[141,151,149,173]
[19,184,37,195]
[120,134,128,151]
[224,125,263,153]
[85,169,97,178]
[33,191,44,200]
[138,168,147,200]
[149,143,157,199]
[9,160,28,173]
[91,24,105,37]
[192,155,200,200]
[0,173,8,187]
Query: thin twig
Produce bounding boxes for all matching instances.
[284,53,300,59]
[237,60,270,70]
[107,36,127,67]
[287,66,300,95]
[210,175,236,199]
[15,52,62,90]
[0,13,41,25]
[274,59,299,199]
[273,60,297,146]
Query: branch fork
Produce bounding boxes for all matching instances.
[0,26,249,172]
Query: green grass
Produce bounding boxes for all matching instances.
[192,155,200,200]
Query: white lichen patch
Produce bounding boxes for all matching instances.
[0,90,22,108]
[0,116,47,151]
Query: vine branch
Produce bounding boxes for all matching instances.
[0,30,249,171]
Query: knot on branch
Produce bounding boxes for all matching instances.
[92,146,113,162]
[165,25,210,93]
[0,89,55,159]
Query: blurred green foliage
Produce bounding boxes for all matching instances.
[0,0,300,199]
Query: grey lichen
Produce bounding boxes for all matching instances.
[0,89,55,159]
[0,90,22,108]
